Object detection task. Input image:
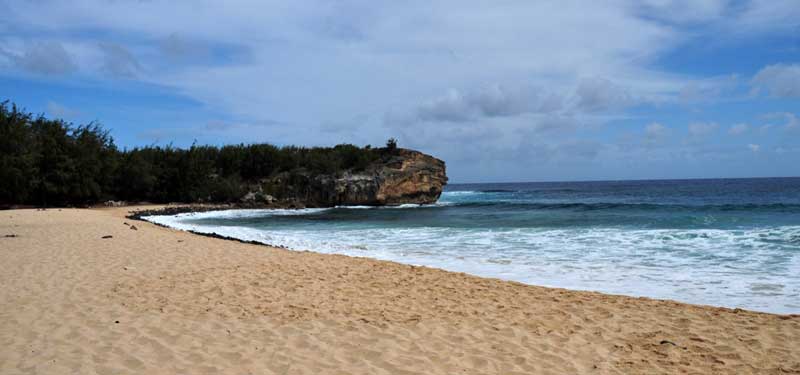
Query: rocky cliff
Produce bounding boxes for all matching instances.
[241,149,448,208]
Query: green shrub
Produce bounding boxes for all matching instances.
[0,100,385,206]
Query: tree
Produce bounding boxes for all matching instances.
[0,100,386,206]
[0,101,35,205]
[386,137,398,152]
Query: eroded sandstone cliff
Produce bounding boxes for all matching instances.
[241,148,447,208]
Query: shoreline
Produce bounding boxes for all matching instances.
[2,207,798,373]
[131,206,795,317]
[131,205,800,315]
[126,205,293,250]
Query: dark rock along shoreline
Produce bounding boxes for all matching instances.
[125,206,292,249]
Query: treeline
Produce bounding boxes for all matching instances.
[0,101,391,206]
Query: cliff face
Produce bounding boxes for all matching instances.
[242,149,448,208]
[340,149,448,206]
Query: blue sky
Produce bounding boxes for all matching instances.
[1,0,798,183]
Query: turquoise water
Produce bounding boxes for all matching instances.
[145,178,800,313]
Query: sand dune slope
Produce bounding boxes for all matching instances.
[1,208,798,374]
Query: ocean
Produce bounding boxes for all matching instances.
[144,177,800,314]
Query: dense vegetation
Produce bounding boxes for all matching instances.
[0,101,391,207]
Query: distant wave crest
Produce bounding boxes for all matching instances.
[439,200,800,212]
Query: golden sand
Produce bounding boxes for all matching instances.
[1,207,798,374]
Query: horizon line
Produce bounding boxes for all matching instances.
[449,175,800,185]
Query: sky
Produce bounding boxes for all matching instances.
[1,0,799,183]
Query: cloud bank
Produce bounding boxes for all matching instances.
[1,0,798,181]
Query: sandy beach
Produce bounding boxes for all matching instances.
[1,207,798,374]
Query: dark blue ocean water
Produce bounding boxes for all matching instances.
[147,177,800,313]
[444,178,800,229]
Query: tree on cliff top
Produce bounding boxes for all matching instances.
[386,138,398,152]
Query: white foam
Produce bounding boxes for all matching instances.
[333,203,451,209]
[142,211,800,314]
[150,208,330,221]
[440,191,479,196]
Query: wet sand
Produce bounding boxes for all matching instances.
[1,207,798,374]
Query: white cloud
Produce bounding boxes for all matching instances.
[787,114,800,130]
[736,0,800,32]
[575,77,633,112]
[98,43,142,78]
[9,41,77,75]
[645,122,669,142]
[761,112,799,131]
[158,34,213,62]
[45,101,80,119]
[728,123,748,135]
[775,147,800,154]
[757,124,773,134]
[1,1,689,128]
[678,75,739,103]
[414,85,569,124]
[2,2,785,128]
[638,0,729,23]
[752,64,800,98]
[637,0,800,34]
[688,122,718,137]
[747,143,760,152]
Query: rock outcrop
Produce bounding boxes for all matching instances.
[243,149,447,207]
